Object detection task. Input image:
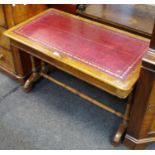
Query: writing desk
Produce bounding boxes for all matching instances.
[4,8,150,145]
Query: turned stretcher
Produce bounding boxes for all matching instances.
[4,8,150,145]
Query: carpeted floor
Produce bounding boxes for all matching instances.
[0,71,154,150]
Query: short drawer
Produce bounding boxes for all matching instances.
[0,47,14,72]
[0,5,6,27]
[0,26,10,49]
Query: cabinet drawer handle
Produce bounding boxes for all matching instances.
[0,54,4,60]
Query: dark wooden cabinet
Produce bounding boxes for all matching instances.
[124,33,155,149]
[122,15,155,149]
[0,4,48,82]
[49,4,77,14]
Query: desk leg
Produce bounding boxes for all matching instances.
[41,61,52,74]
[23,56,40,92]
[112,93,132,145]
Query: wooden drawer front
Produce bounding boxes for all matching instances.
[0,26,10,49]
[0,5,6,27]
[0,47,14,71]
[12,4,48,24]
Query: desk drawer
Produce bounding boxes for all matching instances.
[0,47,14,71]
[0,27,10,49]
[0,5,6,27]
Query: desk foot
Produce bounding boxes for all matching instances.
[23,72,40,92]
[112,95,131,145]
[112,123,127,145]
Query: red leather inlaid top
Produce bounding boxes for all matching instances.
[14,10,149,79]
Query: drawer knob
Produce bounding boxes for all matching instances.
[0,54,4,60]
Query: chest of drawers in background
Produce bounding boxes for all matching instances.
[0,4,48,83]
[0,5,15,75]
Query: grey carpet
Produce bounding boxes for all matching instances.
[0,72,19,100]
[0,71,154,150]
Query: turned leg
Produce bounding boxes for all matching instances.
[41,61,48,73]
[112,94,132,145]
[41,60,57,74]
[23,56,40,92]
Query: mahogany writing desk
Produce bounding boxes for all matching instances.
[4,8,150,146]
